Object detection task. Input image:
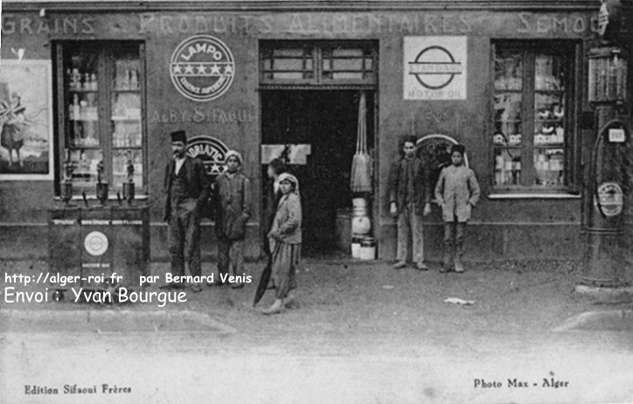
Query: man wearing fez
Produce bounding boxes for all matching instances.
[164,130,210,292]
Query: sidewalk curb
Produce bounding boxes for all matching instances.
[553,310,633,332]
[0,308,236,334]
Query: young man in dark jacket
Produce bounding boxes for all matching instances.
[213,150,251,288]
[387,135,431,270]
[163,130,210,292]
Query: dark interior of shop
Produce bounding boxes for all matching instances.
[261,90,375,256]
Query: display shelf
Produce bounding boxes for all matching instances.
[534,143,565,148]
[111,116,141,121]
[494,89,523,93]
[534,89,565,94]
[113,88,140,93]
[493,145,522,149]
[69,89,99,93]
[70,118,99,122]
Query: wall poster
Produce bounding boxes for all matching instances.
[0,59,54,180]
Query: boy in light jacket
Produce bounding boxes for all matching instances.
[434,144,480,273]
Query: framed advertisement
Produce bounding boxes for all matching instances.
[0,59,54,180]
[403,36,468,100]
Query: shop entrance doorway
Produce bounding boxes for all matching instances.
[261,90,375,256]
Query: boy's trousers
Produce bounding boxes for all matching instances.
[217,237,244,276]
[396,203,425,264]
[443,221,466,265]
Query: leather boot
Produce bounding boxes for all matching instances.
[284,293,295,308]
[455,240,465,273]
[393,261,407,269]
[262,299,284,315]
[441,240,453,273]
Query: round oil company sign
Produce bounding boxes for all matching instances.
[409,45,464,90]
[84,231,109,257]
[186,136,230,177]
[595,181,623,217]
[170,35,235,102]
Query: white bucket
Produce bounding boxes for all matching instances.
[352,197,368,209]
[351,237,362,258]
[359,237,376,260]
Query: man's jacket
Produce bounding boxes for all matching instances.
[387,156,430,215]
[163,156,211,221]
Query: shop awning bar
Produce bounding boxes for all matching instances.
[2,0,603,12]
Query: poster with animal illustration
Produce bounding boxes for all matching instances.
[0,59,54,180]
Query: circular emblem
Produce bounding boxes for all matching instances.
[595,182,623,217]
[84,231,109,256]
[186,136,230,177]
[416,134,468,191]
[170,35,235,102]
[409,46,463,90]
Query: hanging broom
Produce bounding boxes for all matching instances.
[350,91,372,193]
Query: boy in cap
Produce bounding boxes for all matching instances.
[434,143,480,273]
[163,130,210,292]
[214,150,251,288]
[387,135,432,270]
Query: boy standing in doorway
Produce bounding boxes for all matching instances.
[214,150,251,288]
[387,135,431,270]
[434,144,480,273]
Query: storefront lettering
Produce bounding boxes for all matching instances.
[139,13,273,35]
[286,13,472,34]
[138,12,472,35]
[1,16,95,35]
[517,12,597,34]
[1,12,599,37]
[149,108,256,124]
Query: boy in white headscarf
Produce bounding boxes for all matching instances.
[213,150,251,288]
[262,173,302,314]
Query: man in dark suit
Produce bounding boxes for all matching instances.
[164,130,210,292]
[387,135,431,271]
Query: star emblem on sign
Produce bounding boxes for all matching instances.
[210,64,221,75]
[172,64,183,74]
[209,163,225,174]
[184,64,195,74]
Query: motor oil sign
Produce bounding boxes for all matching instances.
[404,36,467,100]
[595,181,623,217]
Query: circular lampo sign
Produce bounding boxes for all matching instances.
[170,35,235,102]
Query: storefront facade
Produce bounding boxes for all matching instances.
[1,0,629,261]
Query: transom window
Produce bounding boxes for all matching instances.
[492,41,578,192]
[261,41,377,86]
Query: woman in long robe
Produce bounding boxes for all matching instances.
[262,173,302,315]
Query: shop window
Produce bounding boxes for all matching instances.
[492,41,578,192]
[260,41,377,86]
[54,41,145,195]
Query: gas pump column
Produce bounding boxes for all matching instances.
[576,44,633,302]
